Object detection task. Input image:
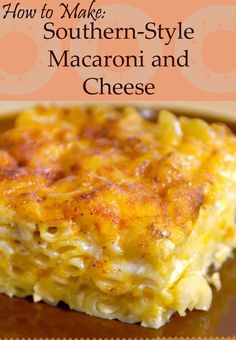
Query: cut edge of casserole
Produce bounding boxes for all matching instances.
[0,105,235,329]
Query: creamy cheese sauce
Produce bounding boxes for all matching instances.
[0,110,235,337]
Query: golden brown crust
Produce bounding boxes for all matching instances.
[0,106,236,329]
[0,106,235,257]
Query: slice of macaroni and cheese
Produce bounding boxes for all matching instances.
[0,106,235,329]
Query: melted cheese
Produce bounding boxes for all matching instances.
[0,106,235,329]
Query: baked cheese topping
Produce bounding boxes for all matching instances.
[0,106,235,329]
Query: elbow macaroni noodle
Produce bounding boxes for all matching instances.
[0,106,235,328]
